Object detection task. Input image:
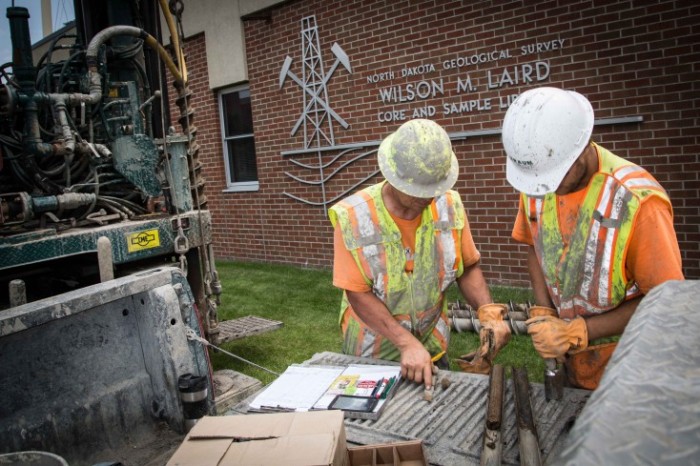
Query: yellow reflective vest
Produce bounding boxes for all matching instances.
[329,182,465,360]
[524,143,670,319]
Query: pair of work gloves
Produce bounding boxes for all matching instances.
[456,304,589,374]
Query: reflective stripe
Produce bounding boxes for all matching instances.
[613,165,640,181]
[624,178,663,190]
[598,186,624,305]
[360,327,374,357]
[580,176,614,300]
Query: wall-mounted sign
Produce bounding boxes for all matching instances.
[367,40,567,122]
[278,17,568,206]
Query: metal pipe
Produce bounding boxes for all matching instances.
[512,367,542,466]
[97,236,114,282]
[7,7,36,94]
[450,301,533,335]
[452,316,529,335]
[481,364,504,466]
[9,280,27,307]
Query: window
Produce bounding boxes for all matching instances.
[219,85,258,191]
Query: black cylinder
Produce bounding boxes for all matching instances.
[6,7,36,93]
[178,373,208,431]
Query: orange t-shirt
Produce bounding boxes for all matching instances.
[333,208,481,292]
[511,190,684,295]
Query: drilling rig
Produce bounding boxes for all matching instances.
[0,1,271,464]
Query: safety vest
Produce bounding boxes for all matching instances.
[329,182,465,360]
[524,143,670,319]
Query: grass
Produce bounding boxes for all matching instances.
[210,261,543,385]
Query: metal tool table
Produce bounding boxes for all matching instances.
[232,352,590,465]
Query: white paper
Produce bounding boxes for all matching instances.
[249,363,402,414]
[249,364,344,411]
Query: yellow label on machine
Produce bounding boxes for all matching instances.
[126,229,161,252]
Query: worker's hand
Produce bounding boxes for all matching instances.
[399,341,434,389]
[528,305,558,319]
[477,303,511,356]
[526,316,588,361]
[455,351,491,374]
[455,304,510,375]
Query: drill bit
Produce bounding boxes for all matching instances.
[544,358,564,401]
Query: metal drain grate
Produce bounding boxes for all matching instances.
[215,315,283,343]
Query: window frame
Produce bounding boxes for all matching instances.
[218,84,258,192]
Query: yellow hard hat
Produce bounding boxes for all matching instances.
[378,119,459,198]
[502,87,594,196]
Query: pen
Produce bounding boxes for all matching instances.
[370,378,384,398]
[380,376,396,399]
[374,378,389,399]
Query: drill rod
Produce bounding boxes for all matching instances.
[480,364,504,466]
[512,367,543,466]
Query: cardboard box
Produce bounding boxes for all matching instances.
[167,410,348,466]
[347,440,427,466]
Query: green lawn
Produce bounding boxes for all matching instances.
[210,261,543,385]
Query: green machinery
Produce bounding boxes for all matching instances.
[0,0,224,340]
[0,2,276,463]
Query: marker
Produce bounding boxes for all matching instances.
[380,376,396,399]
[370,379,384,398]
[373,378,388,399]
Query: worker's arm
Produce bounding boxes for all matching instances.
[456,260,493,308]
[526,246,555,308]
[346,290,434,389]
[584,296,641,341]
[584,196,683,341]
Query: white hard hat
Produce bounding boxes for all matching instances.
[502,87,594,196]
[378,119,459,198]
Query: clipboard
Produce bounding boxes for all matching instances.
[248,363,402,420]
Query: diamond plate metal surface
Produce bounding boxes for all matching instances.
[0,211,211,270]
[553,280,700,465]
[236,352,590,465]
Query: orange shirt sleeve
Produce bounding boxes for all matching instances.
[460,210,481,267]
[625,195,684,294]
[332,223,371,292]
[511,195,534,245]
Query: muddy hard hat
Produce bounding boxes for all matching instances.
[502,87,594,196]
[378,119,459,198]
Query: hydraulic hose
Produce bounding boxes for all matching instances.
[159,0,187,82]
[85,25,184,86]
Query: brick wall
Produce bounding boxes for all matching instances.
[182,0,699,286]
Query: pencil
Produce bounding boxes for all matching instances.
[431,351,446,363]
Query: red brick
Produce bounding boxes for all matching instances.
[179,0,699,283]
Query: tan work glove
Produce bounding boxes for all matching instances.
[526,315,588,361]
[456,304,510,374]
[477,303,511,356]
[528,305,558,318]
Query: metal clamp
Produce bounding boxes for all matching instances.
[174,224,189,254]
